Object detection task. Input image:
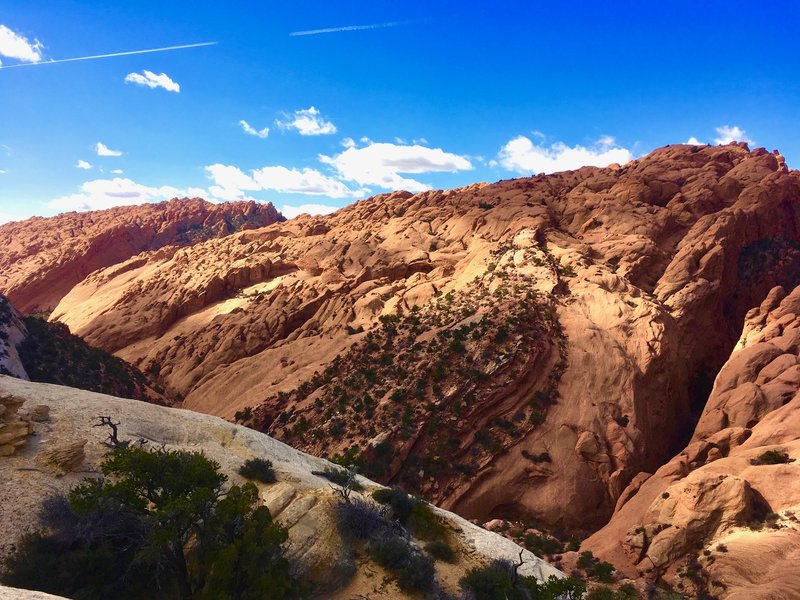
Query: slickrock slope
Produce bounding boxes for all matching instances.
[0,198,283,314]
[50,143,800,537]
[585,284,800,598]
[0,376,562,598]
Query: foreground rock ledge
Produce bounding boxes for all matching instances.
[0,375,562,598]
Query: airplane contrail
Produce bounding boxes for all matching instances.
[0,41,217,70]
[290,21,406,36]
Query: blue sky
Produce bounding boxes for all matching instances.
[1,1,799,222]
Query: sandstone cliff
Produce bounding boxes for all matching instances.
[0,198,283,314]
[47,144,800,543]
[584,284,800,598]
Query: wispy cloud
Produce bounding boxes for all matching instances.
[239,119,269,139]
[276,106,336,136]
[125,70,180,92]
[96,142,122,157]
[0,41,216,70]
[290,21,406,37]
[0,24,43,66]
[76,160,92,170]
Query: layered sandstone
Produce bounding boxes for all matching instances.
[48,144,800,538]
[0,198,283,313]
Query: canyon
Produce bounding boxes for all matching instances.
[2,142,800,596]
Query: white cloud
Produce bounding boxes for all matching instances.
[48,178,199,211]
[341,137,356,148]
[124,70,180,93]
[686,137,703,145]
[206,163,366,201]
[495,135,632,174]
[110,169,123,174]
[96,142,122,157]
[280,203,340,219]
[239,119,269,139]
[75,160,92,170]
[319,140,473,192]
[0,212,26,224]
[277,106,337,136]
[713,125,752,145]
[0,24,43,66]
[0,169,7,174]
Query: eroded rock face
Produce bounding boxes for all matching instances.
[0,198,283,314]
[0,395,32,456]
[585,283,800,597]
[46,144,800,533]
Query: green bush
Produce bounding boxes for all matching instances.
[312,466,363,491]
[238,457,276,484]
[371,487,445,541]
[425,540,456,563]
[367,536,435,592]
[1,446,303,599]
[459,560,585,600]
[754,450,792,465]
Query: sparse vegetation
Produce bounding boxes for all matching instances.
[459,559,585,600]
[750,449,793,465]
[1,445,303,599]
[17,315,162,401]
[238,457,277,483]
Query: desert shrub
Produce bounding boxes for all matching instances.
[460,559,585,600]
[234,406,253,422]
[367,536,435,592]
[425,540,456,563]
[238,457,276,483]
[371,487,445,541]
[577,550,597,569]
[335,498,388,540]
[372,487,415,523]
[312,466,364,491]
[522,532,562,557]
[753,449,792,465]
[408,501,446,541]
[588,560,616,583]
[1,446,303,599]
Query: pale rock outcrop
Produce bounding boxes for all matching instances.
[0,375,563,597]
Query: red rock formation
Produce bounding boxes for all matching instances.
[0,198,283,313]
[47,144,800,543]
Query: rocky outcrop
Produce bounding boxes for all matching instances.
[46,144,800,535]
[0,395,33,457]
[0,295,29,379]
[0,375,563,598]
[585,283,800,597]
[0,198,283,314]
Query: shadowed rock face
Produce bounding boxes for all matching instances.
[0,198,283,314]
[585,284,800,598]
[44,144,800,541]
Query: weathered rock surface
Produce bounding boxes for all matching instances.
[0,394,32,456]
[0,375,563,598]
[0,296,28,380]
[585,284,800,598]
[47,144,800,535]
[0,198,283,314]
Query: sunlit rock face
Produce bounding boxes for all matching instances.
[0,197,283,314]
[33,144,800,545]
